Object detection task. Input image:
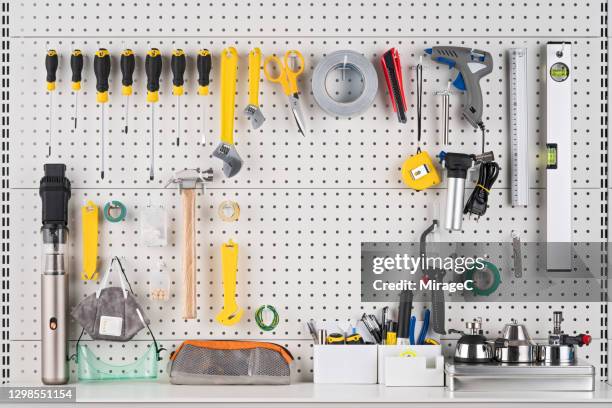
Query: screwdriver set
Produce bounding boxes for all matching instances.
[3,0,609,403]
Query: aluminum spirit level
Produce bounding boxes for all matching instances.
[546,42,572,272]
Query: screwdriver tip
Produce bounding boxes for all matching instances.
[149,175,154,181]
[101,171,105,180]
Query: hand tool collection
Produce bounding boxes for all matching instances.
[39,42,578,388]
[43,45,500,228]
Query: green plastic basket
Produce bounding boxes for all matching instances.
[76,343,159,381]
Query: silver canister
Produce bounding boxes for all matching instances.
[538,344,575,365]
[41,227,69,385]
[494,319,538,363]
[444,176,466,231]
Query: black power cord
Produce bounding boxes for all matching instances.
[463,161,500,218]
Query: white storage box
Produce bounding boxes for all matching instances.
[313,345,378,384]
[378,345,444,386]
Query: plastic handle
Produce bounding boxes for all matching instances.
[120,49,135,87]
[81,200,99,281]
[220,240,239,303]
[263,55,290,95]
[145,48,162,103]
[171,49,186,96]
[197,49,212,96]
[220,47,238,145]
[93,48,111,102]
[45,50,58,90]
[248,48,262,106]
[70,50,84,89]
[283,50,305,95]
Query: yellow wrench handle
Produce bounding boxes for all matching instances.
[220,47,238,145]
[221,239,239,304]
[248,48,262,106]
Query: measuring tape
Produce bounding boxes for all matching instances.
[509,48,529,207]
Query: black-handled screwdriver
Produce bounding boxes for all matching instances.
[145,48,162,180]
[45,49,58,157]
[171,49,186,146]
[120,49,135,134]
[93,48,111,180]
[197,49,211,145]
[70,49,83,130]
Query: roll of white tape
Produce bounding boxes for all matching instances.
[311,50,378,117]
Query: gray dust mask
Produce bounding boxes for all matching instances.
[71,257,149,342]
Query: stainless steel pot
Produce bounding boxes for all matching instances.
[450,318,493,364]
[537,344,575,365]
[494,319,537,363]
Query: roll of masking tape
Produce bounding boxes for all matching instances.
[218,200,240,222]
[312,50,378,117]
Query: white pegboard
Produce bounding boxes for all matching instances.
[9,38,605,190]
[6,0,609,387]
[10,1,602,38]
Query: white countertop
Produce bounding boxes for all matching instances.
[71,382,612,404]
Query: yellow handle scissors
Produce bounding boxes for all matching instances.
[264,50,307,136]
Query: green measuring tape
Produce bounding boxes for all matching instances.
[255,305,279,331]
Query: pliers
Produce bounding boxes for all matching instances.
[409,309,431,345]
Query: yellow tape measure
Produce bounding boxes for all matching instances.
[401,151,441,191]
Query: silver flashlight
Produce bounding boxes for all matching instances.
[39,164,71,385]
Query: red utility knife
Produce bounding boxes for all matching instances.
[381,48,407,123]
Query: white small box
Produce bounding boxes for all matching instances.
[378,345,444,386]
[313,345,378,384]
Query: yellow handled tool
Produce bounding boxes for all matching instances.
[81,201,99,280]
[196,49,212,144]
[263,50,304,96]
[45,49,58,157]
[216,239,244,326]
[244,48,266,129]
[93,48,111,179]
[263,50,307,136]
[220,47,238,145]
[212,47,243,178]
[70,49,84,130]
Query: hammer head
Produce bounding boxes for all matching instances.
[212,142,243,178]
[165,168,213,190]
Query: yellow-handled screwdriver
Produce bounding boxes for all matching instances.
[171,49,186,146]
[145,48,162,180]
[93,48,111,180]
[45,49,58,157]
[70,49,83,130]
[197,49,211,145]
[120,49,135,134]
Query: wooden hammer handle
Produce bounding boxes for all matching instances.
[181,188,196,319]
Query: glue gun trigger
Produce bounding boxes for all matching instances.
[452,73,466,91]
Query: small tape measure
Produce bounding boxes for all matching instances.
[326,333,345,344]
[401,151,441,191]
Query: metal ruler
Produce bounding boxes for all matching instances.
[509,48,529,207]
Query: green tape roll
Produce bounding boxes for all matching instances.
[103,200,127,223]
[465,261,501,296]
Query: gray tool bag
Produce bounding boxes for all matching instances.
[168,340,293,385]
